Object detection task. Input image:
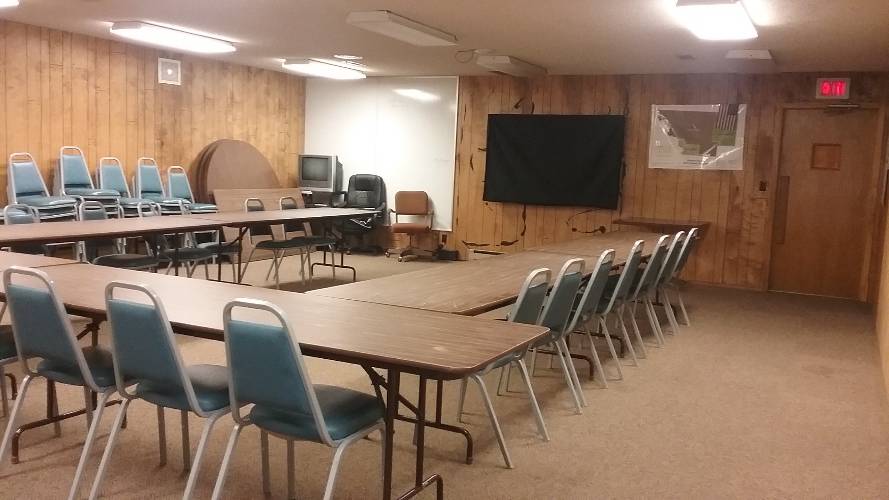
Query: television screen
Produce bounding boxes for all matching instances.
[483,114,625,209]
[301,157,331,182]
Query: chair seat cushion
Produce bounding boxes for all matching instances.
[136,364,230,412]
[37,346,116,388]
[160,247,215,261]
[249,385,383,442]
[300,236,337,247]
[94,254,159,269]
[188,203,217,213]
[255,239,309,250]
[0,327,16,360]
[198,242,239,255]
[64,187,120,198]
[143,194,189,205]
[17,195,77,208]
[392,222,430,234]
[119,197,152,207]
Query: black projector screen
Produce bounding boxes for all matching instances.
[483,114,625,209]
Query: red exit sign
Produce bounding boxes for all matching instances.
[816,78,850,99]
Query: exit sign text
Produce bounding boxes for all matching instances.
[815,78,850,100]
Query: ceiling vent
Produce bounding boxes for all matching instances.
[725,49,772,60]
[158,57,181,85]
[475,55,546,78]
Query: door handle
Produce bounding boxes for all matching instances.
[774,175,790,244]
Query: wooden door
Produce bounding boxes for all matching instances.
[770,107,881,299]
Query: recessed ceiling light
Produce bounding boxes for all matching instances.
[346,10,457,47]
[282,59,366,80]
[675,0,758,41]
[333,54,363,61]
[110,21,236,53]
[0,0,20,7]
[393,89,440,102]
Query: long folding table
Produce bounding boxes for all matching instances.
[0,257,548,499]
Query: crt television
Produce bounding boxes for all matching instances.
[483,114,625,209]
[298,155,343,193]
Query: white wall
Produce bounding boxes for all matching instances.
[304,76,458,231]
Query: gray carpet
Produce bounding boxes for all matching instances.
[1,254,887,499]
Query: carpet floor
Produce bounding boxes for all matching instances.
[0,254,887,499]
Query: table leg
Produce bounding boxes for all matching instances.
[383,369,399,499]
[236,228,247,284]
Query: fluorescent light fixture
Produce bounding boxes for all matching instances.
[393,88,440,102]
[282,59,366,80]
[476,55,547,78]
[110,21,236,54]
[346,10,457,46]
[725,48,771,60]
[333,54,363,60]
[0,0,20,7]
[675,0,758,41]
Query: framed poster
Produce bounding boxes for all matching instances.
[649,104,747,170]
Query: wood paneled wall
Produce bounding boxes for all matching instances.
[451,73,889,289]
[0,20,306,204]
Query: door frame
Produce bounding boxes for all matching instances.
[764,102,887,301]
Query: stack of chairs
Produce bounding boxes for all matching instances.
[96,157,155,218]
[7,153,77,221]
[56,146,121,217]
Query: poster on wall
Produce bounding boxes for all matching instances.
[649,104,747,170]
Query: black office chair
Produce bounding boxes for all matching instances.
[332,174,386,253]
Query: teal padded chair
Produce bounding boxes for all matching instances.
[56,146,121,216]
[455,268,551,469]
[652,231,687,336]
[167,166,217,213]
[2,204,48,255]
[7,152,77,220]
[528,258,588,412]
[78,201,159,271]
[240,198,312,288]
[89,282,231,500]
[666,227,699,326]
[596,240,645,380]
[212,298,385,500]
[566,249,617,388]
[0,266,119,499]
[624,235,671,349]
[96,157,155,217]
[135,157,190,215]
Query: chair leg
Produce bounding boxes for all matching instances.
[0,366,8,418]
[286,439,296,500]
[87,398,132,500]
[322,434,363,500]
[661,288,681,335]
[675,286,691,325]
[470,374,513,469]
[553,341,583,415]
[182,412,225,500]
[514,359,549,442]
[157,406,167,466]
[239,247,259,283]
[211,423,244,500]
[47,380,62,437]
[598,317,623,380]
[582,325,608,388]
[306,250,314,284]
[615,311,639,366]
[559,337,587,407]
[68,390,112,500]
[623,304,648,358]
[181,410,191,471]
[496,365,507,396]
[644,297,666,346]
[456,377,468,423]
[260,430,271,495]
[0,374,35,465]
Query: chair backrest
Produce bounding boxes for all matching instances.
[540,258,586,336]
[4,266,104,391]
[58,146,95,192]
[345,174,386,210]
[97,157,132,197]
[603,240,644,314]
[8,153,49,201]
[655,231,686,287]
[223,298,335,445]
[394,191,430,216]
[279,196,311,236]
[136,157,165,198]
[105,282,207,413]
[673,227,699,279]
[566,249,615,333]
[245,198,274,238]
[508,268,551,325]
[167,166,194,202]
[630,234,671,299]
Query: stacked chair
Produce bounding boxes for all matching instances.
[135,157,190,215]
[7,153,77,221]
[56,146,121,216]
[167,166,217,214]
[624,235,671,348]
[566,249,618,388]
[96,157,155,217]
[651,231,687,336]
[1,205,47,255]
[664,227,699,326]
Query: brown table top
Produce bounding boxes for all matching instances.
[613,217,709,230]
[0,263,547,379]
[0,251,79,268]
[0,216,223,245]
[530,231,662,256]
[188,207,380,227]
[310,232,664,315]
